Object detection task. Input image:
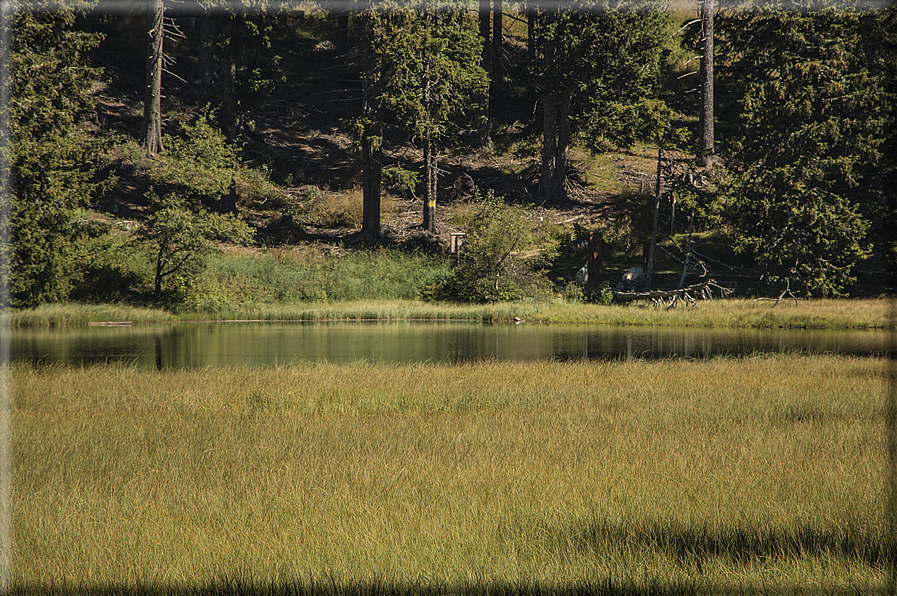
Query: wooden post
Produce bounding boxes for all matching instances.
[450,233,466,255]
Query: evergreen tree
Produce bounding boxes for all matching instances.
[532,2,670,203]
[716,5,893,296]
[210,1,285,141]
[364,1,487,234]
[3,4,108,307]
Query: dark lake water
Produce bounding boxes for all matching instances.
[8,321,893,369]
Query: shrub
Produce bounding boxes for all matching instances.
[427,191,554,302]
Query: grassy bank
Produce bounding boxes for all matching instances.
[13,355,889,593]
[8,297,894,329]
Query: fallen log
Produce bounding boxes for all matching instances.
[613,279,731,307]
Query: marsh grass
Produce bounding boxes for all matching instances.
[7,304,176,327]
[12,355,889,593]
[10,298,892,329]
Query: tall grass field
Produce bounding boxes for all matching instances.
[11,354,890,594]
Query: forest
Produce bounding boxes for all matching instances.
[2,0,895,310]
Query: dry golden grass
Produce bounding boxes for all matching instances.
[12,355,889,592]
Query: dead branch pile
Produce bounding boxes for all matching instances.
[613,279,733,309]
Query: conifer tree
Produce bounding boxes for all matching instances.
[4,4,107,306]
[716,5,893,295]
[364,1,487,234]
[532,2,670,204]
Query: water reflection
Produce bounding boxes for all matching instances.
[10,322,893,370]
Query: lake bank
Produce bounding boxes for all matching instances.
[6,297,894,329]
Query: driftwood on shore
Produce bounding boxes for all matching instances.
[613,279,732,308]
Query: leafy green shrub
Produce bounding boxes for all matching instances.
[71,222,151,303]
[564,281,585,303]
[127,112,280,212]
[153,113,240,201]
[427,191,554,302]
[590,282,615,305]
[134,189,254,300]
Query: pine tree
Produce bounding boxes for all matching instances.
[532,2,670,204]
[4,6,108,306]
[717,5,893,295]
[365,1,487,234]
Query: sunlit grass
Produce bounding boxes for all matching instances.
[8,297,893,328]
[12,355,889,592]
[7,303,176,327]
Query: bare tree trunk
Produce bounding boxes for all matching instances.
[698,0,714,168]
[538,20,557,204]
[677,211,695,289]
[143,0,164,157]
[423,130,437,234]
[539,91,556,204]
[587,230,603,293]
[153,247,165,298]
[198,8,214,96]
[362,133,381,247]
[360,13,381,248]
[644,145,663,291]
[551,86,572,202]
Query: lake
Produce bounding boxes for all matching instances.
[8,321,893,369]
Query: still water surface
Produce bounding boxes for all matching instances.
[10,321,893,369]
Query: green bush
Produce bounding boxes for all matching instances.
[134,190,255,300]
[427,191,554,303]
[70,222,152,303]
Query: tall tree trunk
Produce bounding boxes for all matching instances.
[491,0,502,99]
[551,86,573,202]
[198,8,214,96]
[538,22,557,204]
[143,0,164,157]
[478,0,493,149]
[360,13,382,247]
[644,146,663,291]
[336,10,349,55]
[422,130,437,234]
[698,0,714,168]
[539,91,556,204]
[361,133,381,247]
[153,248,165,298]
